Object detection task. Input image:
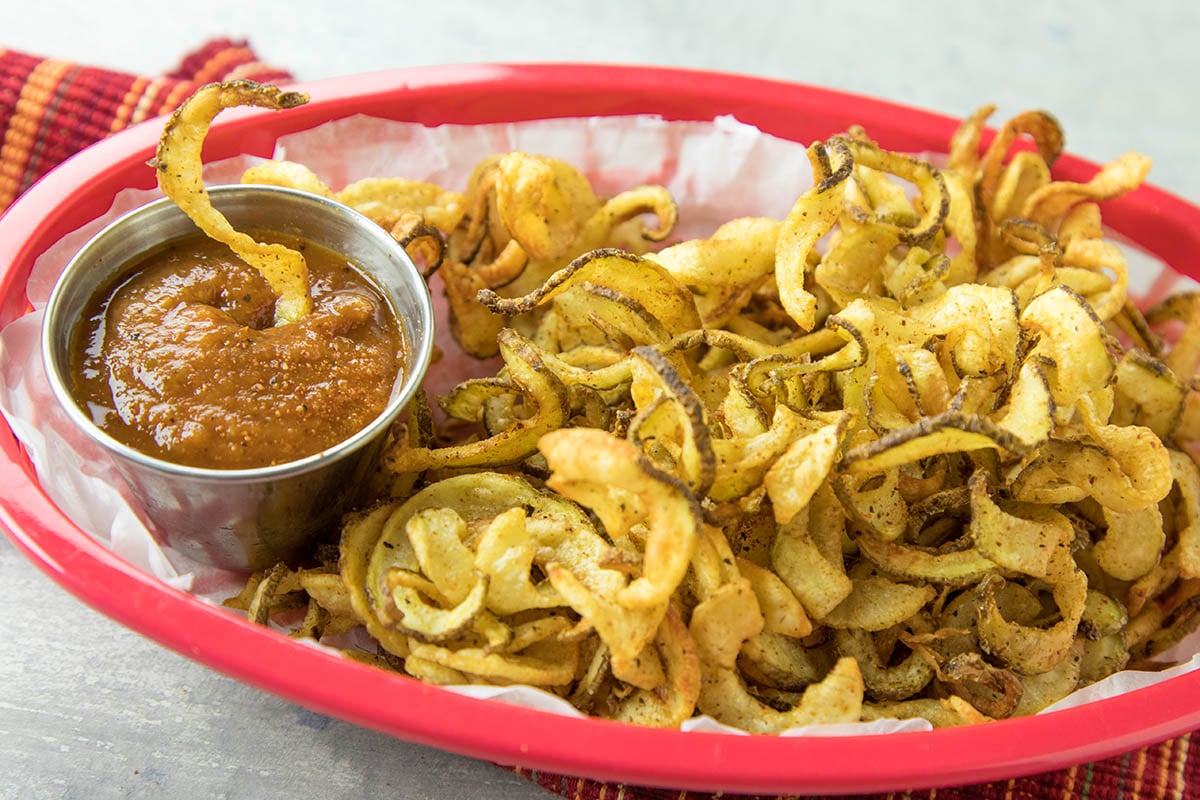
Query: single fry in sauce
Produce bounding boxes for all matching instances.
[152,80,313,325]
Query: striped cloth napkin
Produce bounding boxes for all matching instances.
[0,38,1195,800]
[0,38,290,211]
[510,741,1195,800]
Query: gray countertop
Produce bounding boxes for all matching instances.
[4,2,1199,798]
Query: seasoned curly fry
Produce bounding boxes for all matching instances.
[221,94,1200,734]
[154,81,313,324]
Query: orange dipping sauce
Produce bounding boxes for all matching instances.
[69,232,404,469]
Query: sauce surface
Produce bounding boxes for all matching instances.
[70,232,404,469]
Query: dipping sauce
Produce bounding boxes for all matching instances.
[69,232,404,470]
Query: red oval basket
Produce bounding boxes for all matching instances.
[1,63,1198,796]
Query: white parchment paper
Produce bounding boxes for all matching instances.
[1,113,1195,735]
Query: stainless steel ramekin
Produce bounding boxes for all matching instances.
[42,185,435,571]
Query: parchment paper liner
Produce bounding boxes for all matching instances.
[3,112,1195,736]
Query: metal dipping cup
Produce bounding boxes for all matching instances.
[41,185,436,571]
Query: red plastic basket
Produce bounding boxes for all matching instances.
[2,63,1198,795]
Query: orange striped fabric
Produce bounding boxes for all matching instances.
[0,38,291,213]
[516,731,1198,799]
[1,39,1196,800]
